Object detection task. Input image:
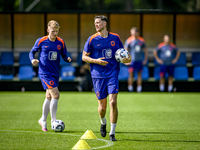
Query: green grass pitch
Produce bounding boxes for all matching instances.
[0,92,200,150]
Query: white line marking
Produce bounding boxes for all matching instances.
[0,130,114,149]
[93,138,114,149]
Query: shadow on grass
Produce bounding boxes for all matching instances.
[62,130,83,134]
[115,131,185,134]
[121,139,200,143]
[115,132,200,143]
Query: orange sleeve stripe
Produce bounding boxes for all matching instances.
[57,36,65,48]
[42,79,53,89]
[170,43,176,49]
[138,36,145,42]
[89,33,99,45]
[127,36,135,45]
[158,42,166,49]
[38,36,48,46]
[109,32,121,39]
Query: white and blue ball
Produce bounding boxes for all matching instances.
[115,48,130,63]
[52,120,65,132]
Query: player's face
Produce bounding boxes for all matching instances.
[131,29,139,37]
[163,35,170,43]
[94,18,106,32]
[48,27,59,41]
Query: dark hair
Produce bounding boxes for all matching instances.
[164,34,171,38]
[94,15,108,23]
[131,27,139,32]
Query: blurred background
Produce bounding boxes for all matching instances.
[0,0,200,91]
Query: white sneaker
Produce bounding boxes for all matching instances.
[137,86,142,93]
[38,119,48,131]
[128,86,134,92]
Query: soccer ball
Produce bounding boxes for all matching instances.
[52,120,65,132]
[115,48,130,62]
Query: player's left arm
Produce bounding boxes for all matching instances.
[121,53,132,64]
[61,43,72,63]
[119,39,131,64]
[143,47,148,65]
[171,50,180,64]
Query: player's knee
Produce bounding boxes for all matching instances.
[53,92,60,99]
[46,96,51,100]
[110,100,117,108]
[98,106,106,112]
[46,93,51,100]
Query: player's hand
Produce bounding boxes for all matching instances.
[94,57,108,66]
[121,54,132,64]
[67,57,72,63]
[142,59,148,65]
[31,59,39,66]
[171,59,177,64]
[157,59,163,64]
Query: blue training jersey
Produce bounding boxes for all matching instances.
[156,42,178,65]
[29,36,69,76]
[124,36,146,62]
[84,32,124,78]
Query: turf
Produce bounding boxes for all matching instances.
[0,92,200,150]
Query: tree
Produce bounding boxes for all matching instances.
[0,0,199,12]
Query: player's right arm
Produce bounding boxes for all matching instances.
[82,51,108,66]
[29,38,41,66]
[153,50,163,65]
[153,44,163,65]
[82,36,108,66]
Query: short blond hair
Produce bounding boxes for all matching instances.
[48,20,60,28]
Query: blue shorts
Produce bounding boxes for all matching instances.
[160,65,174,77]
[92,76,119,100]
[128,61,143,73]
[39,74,59,90]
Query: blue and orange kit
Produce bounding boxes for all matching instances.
[124,36,146,62]
[84,32,124,78]
[156,42,178,65]
[29,36,69,76]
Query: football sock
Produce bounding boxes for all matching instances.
[168,85,173,92]
[109,123,117,135]
[100,117,106,125]
[159,84,165,91]
[41,98,50,122]
[128,85,133,92]
[50,98,58,123]
[137,85,142,93]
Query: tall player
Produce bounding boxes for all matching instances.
[124,27,148,92]
[29,20,72,131]
[153,34,180,92]
[82,15,131,141]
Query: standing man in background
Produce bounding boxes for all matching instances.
[124,27,148,92]
[153,34,180,92]
[29,20,72,131]
[82,15,131,141]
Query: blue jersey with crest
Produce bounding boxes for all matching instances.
[29,36,69,76]
[124,36,146,62]
[84,32,123,78]
[156,42,178,65]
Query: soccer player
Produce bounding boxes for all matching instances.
[29,20,72,131]
[124,27,148,92]
[82,15,131,141]
[153,34,180,92]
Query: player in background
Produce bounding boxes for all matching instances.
[124,27,148,92]
[29,20,72,131]
[153,34,180,92]
[82,15,131,141]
